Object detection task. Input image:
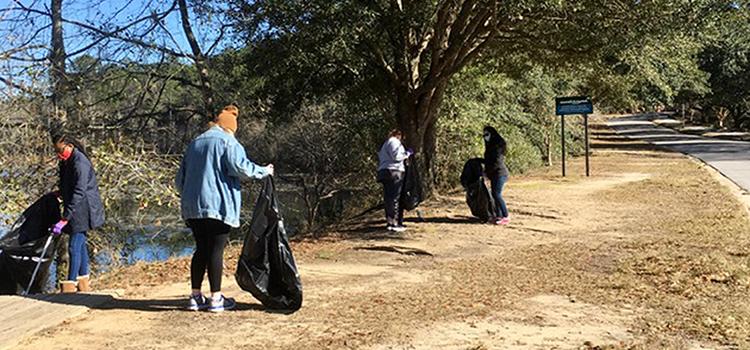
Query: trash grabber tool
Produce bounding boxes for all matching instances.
[22,233,54,296]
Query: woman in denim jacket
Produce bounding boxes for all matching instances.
[176,105,273,312]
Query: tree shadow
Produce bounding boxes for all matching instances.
[403,215,481,225]
[597,114,750,159]
[336,223,409,240]
[337,214,484,240]
[591,140,669,152]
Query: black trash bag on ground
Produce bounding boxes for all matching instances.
[460,158,496,222]
[400,157,423,211]
[0,193,62,295]
[235,177,303,311]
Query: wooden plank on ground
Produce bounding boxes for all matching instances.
[0,293,112,350]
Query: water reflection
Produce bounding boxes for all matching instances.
[40,228,199,292]
[96,226,197,270]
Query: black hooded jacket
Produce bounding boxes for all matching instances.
[59,148,105,233]
[483,126,510,177]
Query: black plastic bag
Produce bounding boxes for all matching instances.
[235,177,303,311]
[460,158,496,221]
[400,157,423,211]
[465,180,496,222]
[460,158,484,189]
[0,193,61,295]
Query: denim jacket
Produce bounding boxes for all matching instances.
[175,126,269,227]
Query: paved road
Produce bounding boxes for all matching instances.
[606,114,750,194]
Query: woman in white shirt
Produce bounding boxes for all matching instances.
[376,129,412,232]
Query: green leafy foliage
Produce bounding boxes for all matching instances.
[693,5,750,128]
[435,64,585,189]
[2,0,746,242]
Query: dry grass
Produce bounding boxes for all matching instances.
[54,149,750,350]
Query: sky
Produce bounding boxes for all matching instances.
[0,0,234,65]
[0,0,240,95]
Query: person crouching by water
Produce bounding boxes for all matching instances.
[175,105,274,312]
[50,131,105,293]
[377,129,413,232]
[483,126,510,225]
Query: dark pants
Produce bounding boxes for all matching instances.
[489,175,509,218]
[187,218,230,293]
[379,169,405,226]
[68,231,89,281]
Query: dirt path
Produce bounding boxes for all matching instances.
[12,127,750,349]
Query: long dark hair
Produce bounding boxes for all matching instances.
[50,129,89,159]
[483,126,506,156]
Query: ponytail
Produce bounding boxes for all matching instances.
[498,136,507,156]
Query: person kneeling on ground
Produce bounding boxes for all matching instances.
[50,130,105,293]
[176,105,274,312]
[377,129,413,232]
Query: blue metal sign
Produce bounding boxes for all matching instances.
[555,96,593,115]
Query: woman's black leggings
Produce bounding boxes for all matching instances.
[187,218,230,293]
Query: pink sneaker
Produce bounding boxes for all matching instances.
[498,217,510,225]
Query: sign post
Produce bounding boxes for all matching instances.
[561,114,566,176]
[555,96,593,177]
[584,113,589,177]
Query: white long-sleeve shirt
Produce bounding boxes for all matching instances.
[377,137,409,172]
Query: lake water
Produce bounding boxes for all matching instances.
[1,221,208,291]
[0,183,316,293]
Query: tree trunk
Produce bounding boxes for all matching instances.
[396,82,448,198]
[49,0,67,126]
[546,140,552,166]
[421,116,438,196]
[178,0,214,117]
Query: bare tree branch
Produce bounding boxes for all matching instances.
[0,75,42,96]
[178,0,213,114]
[206,24,233,56]
[367,41,402,87]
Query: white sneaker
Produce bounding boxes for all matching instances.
[208,294,236,312]
[187,294,209,311]
[391,225,407,233]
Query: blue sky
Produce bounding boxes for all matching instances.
[0,0,240,95]
[0,0,233,65]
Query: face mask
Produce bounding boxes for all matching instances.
[57,146,72,161]
[483,133,490,142]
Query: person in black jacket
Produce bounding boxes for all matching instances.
[50,131,105,293]
[483,126,510,225]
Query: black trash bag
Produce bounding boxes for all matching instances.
[460,158,484,189]
[460,158,496,222]
[235,177,303,311]
[400,157,423,211]
[0,193,62,295]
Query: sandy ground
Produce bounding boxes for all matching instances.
[11,123,750,350]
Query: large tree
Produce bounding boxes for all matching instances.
[697,3,750,128]
[231,0,724,191]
